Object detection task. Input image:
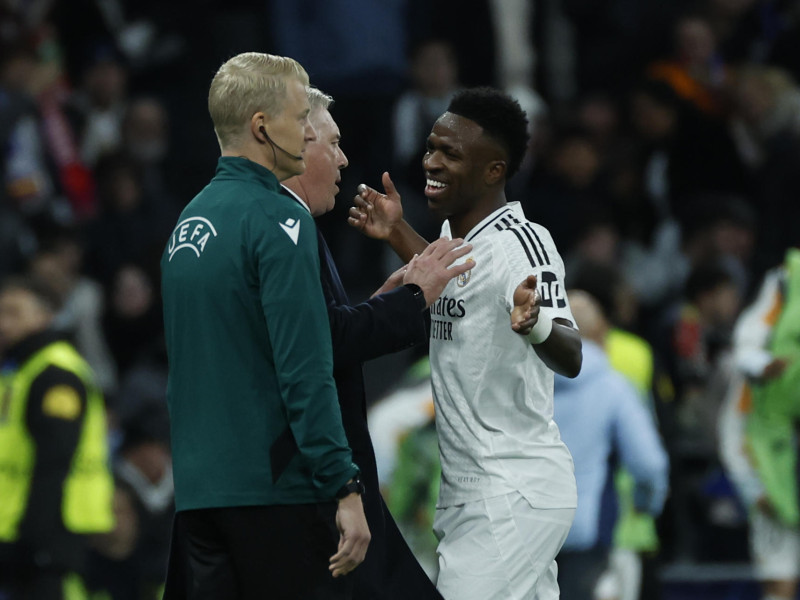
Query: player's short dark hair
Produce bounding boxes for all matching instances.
[0,275,62,313]
[447,87,530,179]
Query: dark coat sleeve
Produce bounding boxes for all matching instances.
[18,366,87,551]
[326,286,428,369]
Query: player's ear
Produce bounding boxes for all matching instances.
[485,160,507,185]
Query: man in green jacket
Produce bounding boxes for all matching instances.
[161,52,369,599]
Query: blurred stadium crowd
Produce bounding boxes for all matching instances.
[1,0,800,598]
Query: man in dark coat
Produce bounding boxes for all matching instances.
[282,87,472,599]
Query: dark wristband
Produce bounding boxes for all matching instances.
[403,283,426,311]
[335,474,366,499]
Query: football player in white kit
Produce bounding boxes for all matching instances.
[719,254,800,600]
[349,87,583,600]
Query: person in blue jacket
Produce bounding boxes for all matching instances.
[554,290,669,600]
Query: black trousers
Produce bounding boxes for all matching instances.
[164,503,352,600]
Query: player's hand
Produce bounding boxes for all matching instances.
[511,275,540,335]
[371,264,407,298]
[348,172,404,240]
[330,493,371,577]
[762,357,790,380]
[403,237,474,307]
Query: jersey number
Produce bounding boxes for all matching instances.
[539,271,566,309]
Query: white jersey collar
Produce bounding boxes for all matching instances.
[442,202,524,243]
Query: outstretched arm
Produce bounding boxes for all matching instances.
[348,171,429,263]
[512,275,582,378]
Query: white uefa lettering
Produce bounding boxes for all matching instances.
[197,232,211,252]
[168,217,218,261]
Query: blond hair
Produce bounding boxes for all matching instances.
[208,52,309,149]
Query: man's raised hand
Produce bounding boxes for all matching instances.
[348,171,404,240]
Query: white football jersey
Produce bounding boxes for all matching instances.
[431,201,578,509]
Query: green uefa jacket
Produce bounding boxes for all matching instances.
[161,157,358,511]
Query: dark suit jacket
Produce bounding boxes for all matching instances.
[316,229,441,599]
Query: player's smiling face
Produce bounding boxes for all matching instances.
[422,113,498,221]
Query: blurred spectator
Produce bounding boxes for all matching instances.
[554,290,669,600]
[121,95,177,206]
[655,261,741,438]
[680,193,758,298]
[0,42,59,217]
[650,260,741,565]
[518,125,609,255]
[271,0,416,293]
[729,64,800,277]
[0,275,115,599]
[102,263,164,382]
[87,398,173,600]
[0,22,99,221]
[719,246,800,600]
[393,38,461,189]
[647,11,733,118]
[640,258,749,565]
[622,76,748,308]
[65,47,128,168]
[630,76,748,230]
[82,150,175,286]
[391,37,462,250]
[558,0,695,100]
[27,227,118,394]
[574,91,626,158]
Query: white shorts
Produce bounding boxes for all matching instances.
[750,508,800,580]
[433,491,575,600]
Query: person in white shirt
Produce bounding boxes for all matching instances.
[348,86,583,600]
[719,257,799,600]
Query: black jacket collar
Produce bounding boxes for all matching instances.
[2,330,65,369]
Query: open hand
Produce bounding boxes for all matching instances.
[330,493,371,578]
[348,172,404,240]
[403,238,474,307]
[511,275,540,335]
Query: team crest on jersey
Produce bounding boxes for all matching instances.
[456,259,474,287]
[168,217,218,261]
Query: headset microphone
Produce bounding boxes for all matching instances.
[260,126,304,161]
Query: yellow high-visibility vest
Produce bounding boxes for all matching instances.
[0,340,114,541]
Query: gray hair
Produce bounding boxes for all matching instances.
[307,86,334,112]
